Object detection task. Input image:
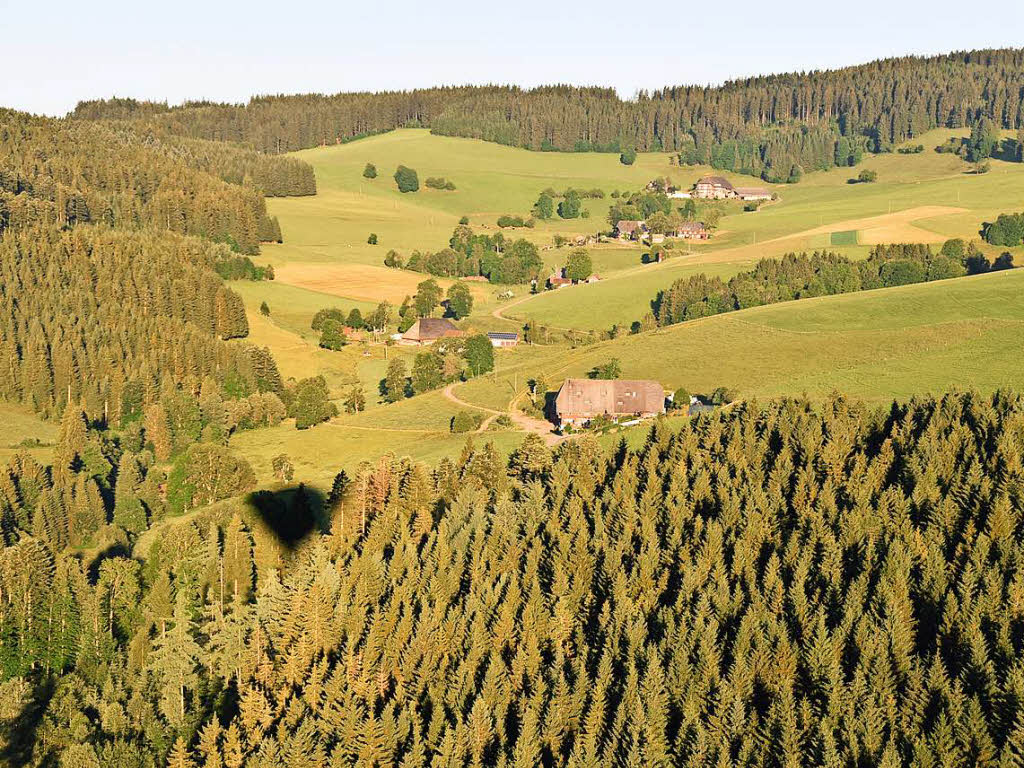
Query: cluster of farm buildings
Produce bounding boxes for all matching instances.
[616,176,774,243]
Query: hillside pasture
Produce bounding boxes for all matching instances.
[0,400,56,466]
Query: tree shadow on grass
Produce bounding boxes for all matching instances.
[244,484,327,551]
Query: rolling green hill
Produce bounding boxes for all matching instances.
[262,128,1024,336]
[459,267,1024,408]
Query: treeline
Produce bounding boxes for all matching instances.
[655,241,1012,326]
[0,109,286,253]
[6,391,1024,766]
[168,135,317,197]
[677,123,862,182]
[72,49,1024,181]
[387,225,544,284]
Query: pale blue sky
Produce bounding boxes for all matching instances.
[4,0,1024,116]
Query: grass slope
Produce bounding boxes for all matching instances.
[0,401,56,466]
[459,268,1024,408]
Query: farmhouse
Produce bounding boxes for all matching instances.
[554,378,666,427]
[487,331,519,348]
[693,176,772,202]
[400,318,463,345]
[673,221,710,240]
[693,176,735,199]
[615,220,645,241]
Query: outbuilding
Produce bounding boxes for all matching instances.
[487,331,519,348]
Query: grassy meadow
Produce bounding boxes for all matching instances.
[210,127,1024,486]
[0,401,56,466]
[457,268,1024,410]
[262,127,1024,336]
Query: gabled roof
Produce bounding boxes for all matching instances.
[402,317,459,341]
[735,186,771,196]
[555,378,665,419]
[696,175,734,189]
[616,219,644,234]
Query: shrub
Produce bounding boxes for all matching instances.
[259,301,270,316]
[533,193,554,219]
[588,358,622,380]
[367,233,378,245]
[446,282,473,319]
[311,307,346,331]
[288,376,338,429]
[565,248,592,282]
[394,165,419,193]
[318,319,347,350]
[672,387,691,410]
[459,215,470,225]
[557,193,581,219]
[463,334,495,377]
[383,358,408,403]
[983,212,1024,247]
[620,147,637,165]
[363,163,377,179]
[711,387,737,405]
[450,410,483,433]
[940,238,967,259]
[343,385,366,414]
[425,176,456,190]
[272,454,294,483]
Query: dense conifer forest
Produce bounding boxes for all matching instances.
[73,49,1024,180]
[3,45,1024,766]
[3,393,1024,766]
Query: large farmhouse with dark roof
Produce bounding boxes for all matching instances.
[400,318,463,345]
[554,378,666,427]
[694,176,772,201]
[693,176,735,199]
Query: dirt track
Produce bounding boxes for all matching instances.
[442,381,567,447]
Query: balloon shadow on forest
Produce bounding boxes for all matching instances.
[244,484,327,551]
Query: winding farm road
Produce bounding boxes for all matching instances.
[442,381,567,447]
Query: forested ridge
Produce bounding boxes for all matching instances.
[73,49,1024,180]
[2,393,1024,766]
[0,110,307,251]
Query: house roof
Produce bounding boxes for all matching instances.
[402,317,459,341]
[735,186,771,196]
[677,221,707,232]
[616,220,644,234]
[487,332,519,341]
[697,175,734,189]
[555,378,665,419]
